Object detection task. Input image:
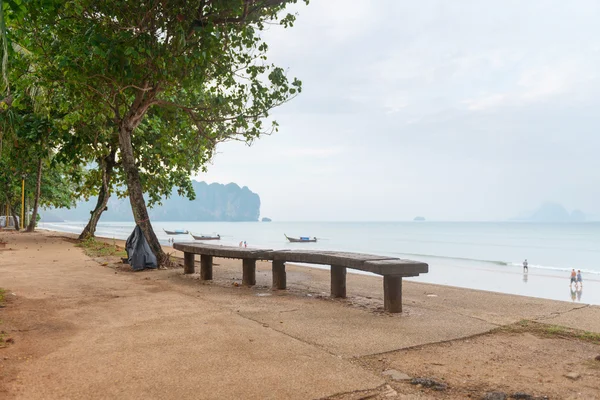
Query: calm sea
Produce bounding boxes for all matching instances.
[40,221,600,304]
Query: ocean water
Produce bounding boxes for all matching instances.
[40,221,600,305]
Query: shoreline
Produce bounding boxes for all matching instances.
[38,224,600,306]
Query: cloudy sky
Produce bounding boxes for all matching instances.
[195,0,600,221]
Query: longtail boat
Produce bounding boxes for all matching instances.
[285,234,317,243]
[163,229,189,235]
[191,233,221,241]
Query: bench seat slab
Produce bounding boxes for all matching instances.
[363,259,428,276]
[272,250,393,270]
[174,243,273,260]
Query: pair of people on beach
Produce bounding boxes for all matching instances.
[527,261,584,288]
[570,269,583,288]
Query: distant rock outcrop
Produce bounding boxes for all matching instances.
[413,216,426,221]
[515,202,586,222]
[570,209,586,222]
[530,202,571,222]
[261,217,272,222]
[42,181,261,222]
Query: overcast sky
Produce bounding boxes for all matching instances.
[194,0,600,221]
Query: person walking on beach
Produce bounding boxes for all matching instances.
[576,270,583,288]
[570,269,577,287]
[523,259,528,272]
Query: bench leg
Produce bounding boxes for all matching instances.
[272,260,286,290]
[201,255,213,280]
[384,275,403,313]
[183,252,195,274]
[242,259,256,286]
[331,265,346,298]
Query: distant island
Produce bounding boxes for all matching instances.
[512,202,586,222]
[261,217,272,222]
[42,181,261,222]
[413,216,426,221]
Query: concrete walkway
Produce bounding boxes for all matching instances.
[0,231,598,399]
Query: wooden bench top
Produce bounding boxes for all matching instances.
[270,249,393,269]
[173,243,273,259]
[362,259,428,276]
[271,250,427,276]
[173,243,428,277]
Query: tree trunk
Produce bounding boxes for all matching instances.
[118,115,167,266]
[78,149,116,240]
[4,181,20,231]
[11,205,19,231]
[26,158,43,232]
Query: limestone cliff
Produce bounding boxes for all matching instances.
[43,181,261,222]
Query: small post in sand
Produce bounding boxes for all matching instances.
[242,259,256,286]
[272,260,286,290]
[200,254,213,280]
[330,265,347,298]
[383,276,402,313]
[183,252,195,274]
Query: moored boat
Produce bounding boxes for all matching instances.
[285,234,317,243]
[191,233,221,241]
[163,229,189,235]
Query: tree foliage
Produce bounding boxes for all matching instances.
[5,0,306,262]
[0,109,80,225]
[23,0,304,172]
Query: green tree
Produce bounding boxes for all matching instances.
[53,107,120,239]
[19,0,305,264]
[0,1,77,231]
[0,133,78,230]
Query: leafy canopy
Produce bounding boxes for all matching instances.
[15,0,306,204]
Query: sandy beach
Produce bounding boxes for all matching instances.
[39,221,600,306]
[1,230,599,399]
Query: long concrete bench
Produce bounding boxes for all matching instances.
[172,243,428,313]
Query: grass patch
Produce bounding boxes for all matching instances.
[498,320,600,344]
[584,359,600,370]
[0,288,5,307]
[76,237,127,258]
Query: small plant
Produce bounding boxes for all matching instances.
[498,320,600,344]
[76,237,127,258]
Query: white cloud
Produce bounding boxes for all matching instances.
[518,62,585,100]
[463,59,598,111]
[463,94,508,111]
[281,147,345,158]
